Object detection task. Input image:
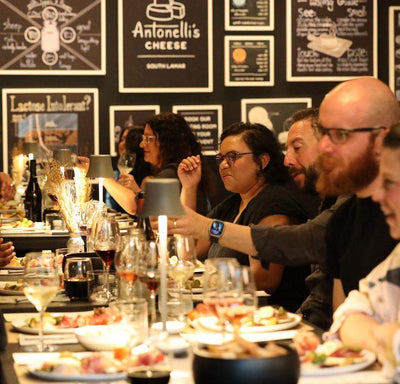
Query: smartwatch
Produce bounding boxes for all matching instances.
[209,220,225,243]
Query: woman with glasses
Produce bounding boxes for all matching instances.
[178,122,311,312]
[104,112,212,215]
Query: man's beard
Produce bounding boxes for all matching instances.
[289,165,319,193]
[315,139,379,196]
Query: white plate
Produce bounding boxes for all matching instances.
[151,321,186,335]
[27,364,126,382]
[195,313,302,333]
[11,313,83,335]
[156,335,190,354]
[301,349,376,377]
[0,283,24,296]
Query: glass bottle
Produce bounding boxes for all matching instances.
[24,159,42,222]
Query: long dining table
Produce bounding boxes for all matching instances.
[0,264,394,384]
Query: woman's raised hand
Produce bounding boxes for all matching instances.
[118,173,141,193]
[178,155,202,189]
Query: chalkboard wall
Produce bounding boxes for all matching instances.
[0,1,398,168]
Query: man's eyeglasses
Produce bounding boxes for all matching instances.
[215,151,254,166]
[312,123,386,145]
[142,134,157,144]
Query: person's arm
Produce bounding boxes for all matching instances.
[178,156,202,210]
[332,278,346,312]
[0,239,15,267]
[103,178,138,215]
[170,195,349,266]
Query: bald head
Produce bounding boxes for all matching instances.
[321,77,400,129]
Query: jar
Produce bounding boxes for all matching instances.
[67,232,85,253]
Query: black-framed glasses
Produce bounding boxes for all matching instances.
[215,151,254,166]
[142,134,157,144]
[312,123,386,145]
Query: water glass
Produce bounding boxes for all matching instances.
[64,258,93,300]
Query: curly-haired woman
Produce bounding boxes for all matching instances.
[104,112,211,215]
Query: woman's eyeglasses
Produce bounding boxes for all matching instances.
[312,123,385,145]
[142,134,157,144]
[215,151,253,166]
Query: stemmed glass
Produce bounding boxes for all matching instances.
[202,258,240,339]
[138,238,161,325]
[167,235,196,319]
[23,252,59,351]
[218,266,258,335]
[93,215,121,301]
[115,231,144,298]
[117,152,136,175]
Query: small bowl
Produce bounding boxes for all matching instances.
[192,343,300,384]
[75,324,135,351]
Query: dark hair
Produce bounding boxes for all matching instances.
[220,122,290,185]
[290,107,319,125]
[384,124,400,149]
[125,128,152,185]
[147,112,202,169]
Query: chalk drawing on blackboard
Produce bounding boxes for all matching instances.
[248,107,274,132]
[146,0,185,22]
[307,23,352,59]
[18,113,78,153]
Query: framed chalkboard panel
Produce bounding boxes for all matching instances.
[109,105,161,156]
[224,0,274,31]
[241,98,312,147]
[172,105,223,155]
[118,0,213,93]
[225,35,274,87]
[0,0,106,75]
[389,6,400,101]
[286,0,377,81]
[2,88,99,172]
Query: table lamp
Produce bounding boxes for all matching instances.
[141,178,185,332]
[53,148,73,177]
[86,155,114,204]
[23,142,39,160]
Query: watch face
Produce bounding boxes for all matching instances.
[210,221,224,236]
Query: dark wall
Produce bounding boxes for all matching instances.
[0,1,398,159]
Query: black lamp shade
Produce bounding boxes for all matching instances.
[141,179,185,217]
[53,148,73,167]
[86,155,115,178]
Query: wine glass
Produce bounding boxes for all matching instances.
[93,215,121,302]
[23,252,59,351]
[217,266,258,335]
[138,238,161,325]
[117,152,136,175]
[202,258,241,339]
[115,230,144,298]
[167,235,196,320]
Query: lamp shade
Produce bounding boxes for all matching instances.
[141,179,185,217]
[86,155,115,178]
[53,148,73,167]
[23,142,39,156]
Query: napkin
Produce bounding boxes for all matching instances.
[19,333,78,346]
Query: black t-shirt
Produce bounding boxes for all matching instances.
[326,195,397,295]
[207,184,312,312]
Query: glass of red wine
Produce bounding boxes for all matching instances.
[93,215,121,302]
[138,238,161,325]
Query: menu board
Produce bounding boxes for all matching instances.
[118,0,213,93]
[389,7,400,101]
[225,36,274,86]
[225,0,274,31]
[241,98,312,146]
[109,106,160,156]
[0,0,105,75]
[2,88,99,172]
[172,105,222,155]
[286,0,377,81]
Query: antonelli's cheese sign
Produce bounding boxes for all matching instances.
[118,0,213,93]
